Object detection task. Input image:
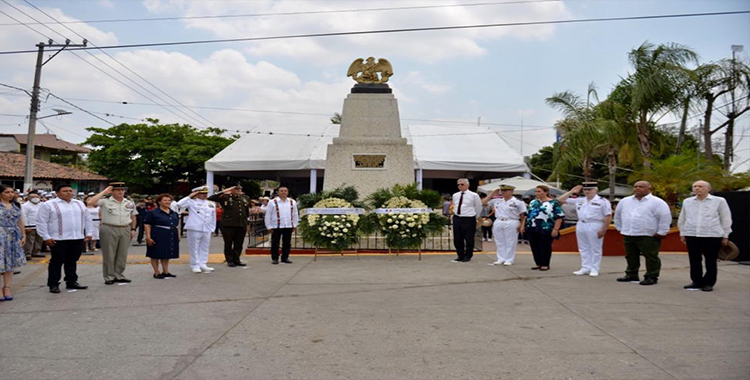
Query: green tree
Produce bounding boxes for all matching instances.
[330,113,342,124]
[84,119,236,189]
[626,41,698,169]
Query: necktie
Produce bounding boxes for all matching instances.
[457,192,464,215]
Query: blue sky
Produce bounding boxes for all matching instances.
[1,0,749,171]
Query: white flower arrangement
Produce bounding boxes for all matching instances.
[302,197,360,251]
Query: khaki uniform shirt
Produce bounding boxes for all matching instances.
[97,197,138,226]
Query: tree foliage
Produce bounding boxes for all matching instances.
[84,119,236,189]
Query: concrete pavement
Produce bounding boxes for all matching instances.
[1,236,748,380]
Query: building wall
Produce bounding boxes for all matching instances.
[0,137,19,152]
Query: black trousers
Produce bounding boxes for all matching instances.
[221,225,246,264]
[271,228,293,261]
[528,230,553,267]
[47,239,84,287]
[453,216,477,261]
[686,236,722,287]
[481,226,493,239]
[136,216,145,243]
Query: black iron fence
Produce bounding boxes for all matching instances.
[245,218,483,252]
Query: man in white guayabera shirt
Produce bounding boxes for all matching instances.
[614,181,671,286]
[678,180,732,292]
[264,187,299,265]
[37,184,93,294]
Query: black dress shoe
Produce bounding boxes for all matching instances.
[701,285,713,292]
[617,276,639,282]
[153,273,165,279]
[66,283,88,290]
[115,278,132,283]
[684,283,701,289]
[104,280,115,285]
[227,262,237,267]
[49,286,60,294]
[235,262,247,267]
[639,277,658,286]
[272,259,279,265]
[281,259,293,264]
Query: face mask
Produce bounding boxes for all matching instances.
[30,198,41,204]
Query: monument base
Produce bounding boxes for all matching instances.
[323,142,414,199]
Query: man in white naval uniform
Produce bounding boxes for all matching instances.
[177,186,217,273]
[264,187,299,265]
[482,185,527,266]
[558,182,612,277]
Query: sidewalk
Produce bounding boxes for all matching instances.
[1,235,748,380]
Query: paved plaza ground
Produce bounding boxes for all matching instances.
[1,236,748,380]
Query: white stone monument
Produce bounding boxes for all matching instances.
[323,57,414,198]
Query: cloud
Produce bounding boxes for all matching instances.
[143,0,571,63]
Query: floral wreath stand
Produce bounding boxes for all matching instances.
[388,248,422,261]
[313,247,360,262]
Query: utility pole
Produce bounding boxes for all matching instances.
[725,44,744,171]
[23,39,86,192]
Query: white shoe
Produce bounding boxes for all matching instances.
[503,262,513,266]
[200,266,214,273]
[589,271,599,277]
[191,268,202,273]
[573,269,590,276]
[489,260,504,266]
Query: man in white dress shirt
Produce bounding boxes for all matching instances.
[177,185,217,273]
[677,180,732,292]
[264,187,299,265]
[614,181,672,285]
[482,185,527,266]
[22,190,45,259]
[558,182,613,277]
[37,184,93,293]
[451,178,483,263]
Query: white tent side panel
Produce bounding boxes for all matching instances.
[206,124,529,174]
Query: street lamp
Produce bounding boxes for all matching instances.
[22,109,73,191]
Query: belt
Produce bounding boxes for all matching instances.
[578,220,603,223]
[498,218,519,221]
[102,223,129,228]
[453,215,476,218]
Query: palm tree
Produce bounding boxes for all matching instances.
[627,41,698,169]
[545,85,600,182]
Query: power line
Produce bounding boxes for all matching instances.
[0,0,561,26]
[22,0,222,129]
[2,1,219,130]
[45,92,114,126]
[2,10,749,55]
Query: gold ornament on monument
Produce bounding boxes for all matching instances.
[347,57,394,84]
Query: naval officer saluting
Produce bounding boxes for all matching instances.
[482,184,527,266]
[177,185,217,273]
[558,182,612,277]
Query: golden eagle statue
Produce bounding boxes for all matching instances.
[347,57,393,84]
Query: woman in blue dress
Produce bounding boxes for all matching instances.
[0,184,26,301]
[525,185,565,271]
[144,193,179,279]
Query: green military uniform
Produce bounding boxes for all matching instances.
[98,195,138,282]
[208,191,250,265]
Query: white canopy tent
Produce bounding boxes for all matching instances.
[600,185,633,197]
[477,176,562,196]
[205,124,529,194]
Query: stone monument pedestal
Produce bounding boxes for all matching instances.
[323,90,414,198]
